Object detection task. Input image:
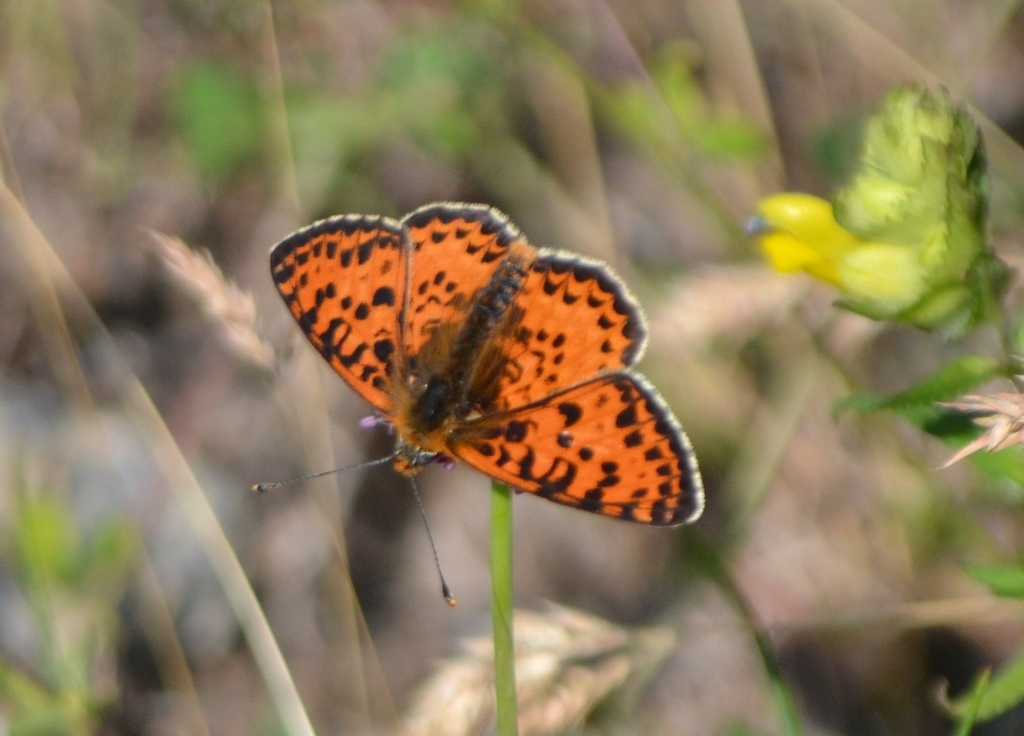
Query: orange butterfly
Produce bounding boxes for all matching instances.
[269,203,703,525]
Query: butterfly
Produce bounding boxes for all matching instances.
[269,203,703,526]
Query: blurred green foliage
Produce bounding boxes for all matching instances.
[599,43,767,165]
[835,355,1004,419]
[1,483,136,735]
[174,62,264,180]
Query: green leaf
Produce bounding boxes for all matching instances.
[947,649,1024,723]
[601,44,766,166]
[80,517,136,594]
[1010,311,1024,355]
[12,497,81,586]
[374,20,497,158]
[967,564,1024,599]
[600,82,677,160]
[954,668,990,736]
[834,355,1002,417]
[919,406,979,440]
[966,446,1024,488]
[692,119,767,159]
[655,51,700,118]
[814,119,863,181]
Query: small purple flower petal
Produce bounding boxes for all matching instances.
[436,455,456,471]
[359,415,380,430]
[359,413,395,432]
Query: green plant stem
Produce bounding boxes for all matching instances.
[689,531,805,736]
[491,480,518,736]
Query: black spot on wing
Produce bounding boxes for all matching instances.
[504,420,529,443]
[558,402,582,427]
[373,286,396,306]
[615,403,639,428]
[623,430,643,448]
[373,339,394,364]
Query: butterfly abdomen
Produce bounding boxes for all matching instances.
[446,243,533,381]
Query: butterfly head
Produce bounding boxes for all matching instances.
[393,436,456,476]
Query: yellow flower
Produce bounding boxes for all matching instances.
[752,193,928,315]
[753,193,858,286]
[750,85,1008,334]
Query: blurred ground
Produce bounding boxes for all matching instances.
[3,0,1024,734]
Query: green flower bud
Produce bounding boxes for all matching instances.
[751,84,1009,334]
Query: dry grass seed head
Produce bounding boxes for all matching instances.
[940,390,1024,467]
[400,605,676,736]
[150,230,274,370]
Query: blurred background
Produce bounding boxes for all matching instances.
[3,0,1024,734]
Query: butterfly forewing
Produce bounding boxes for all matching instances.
[449,373,704,526]
[483,251,648,411]
[401,204,523,369]
[270,216,408,412]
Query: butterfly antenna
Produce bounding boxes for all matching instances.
[409,474,457,606]
[252,455,395,493]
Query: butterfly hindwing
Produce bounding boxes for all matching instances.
[270,215,408,412]
[449,372,704,526]
[483,250,648,411]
